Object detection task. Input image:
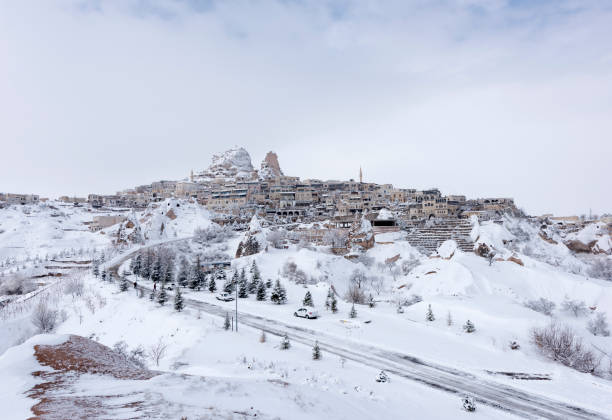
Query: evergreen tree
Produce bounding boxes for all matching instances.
[208,277,217,293]
[312,340,321,360]
[157,281,168,306]
[195,256,206,290]
[174,287,184,312]
[177,259,189,287]
[188,266,199,290]
[368,294,376,308]
[270,280,287,305]
[331,294,338,313]
[325,288,333,311]
[239,268,248,292]
[265,278,272,288]
[132,254,142,277]
[224,312,231,330]
[215,267,227,283]
[119,275,129,292]
[463,320,476,333]
[149,289,156,300]
[280,333,290,350]
[349,304,357,318]
[141,252,152,279]
[259,330,266,343]
[256,281,267,301]
[107,272,114,283]
[426,304,435,322]
[303,291,314,307]
[101,268,107,282]
[238,275,249,298]
[151,256,162,283]
[446,311,453,326]
[164,259,174,284]
[251,260,261,281]
[92,259,100,278]
[224,271,237,294]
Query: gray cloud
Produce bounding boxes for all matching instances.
[1,0,610,216]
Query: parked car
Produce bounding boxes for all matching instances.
[216,292,235,302]
[294,307,319,319]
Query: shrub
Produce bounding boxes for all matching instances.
[345,284,366,304]
[561,299,588,317]
[0,274,36,296]
[524,298,556,316]
[32,301,58,333]
[587,313,610,337]
[588,258,612,281]
[531,323,599,373]
[194,224,233,245]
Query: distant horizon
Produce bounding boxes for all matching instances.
[2,1,610,217]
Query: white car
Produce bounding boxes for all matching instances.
[294,307,319,319]
[215,292,235,302]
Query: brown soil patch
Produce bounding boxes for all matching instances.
[507,256,524,266]
[166,209,177,220]
[27,335,157,419]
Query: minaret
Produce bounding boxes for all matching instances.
[190,169,194,182]
[359,166,363,183]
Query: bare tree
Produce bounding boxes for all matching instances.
[561,299,588,317]
[531,323,599,373]
[525,298,556,316]
[587,313,610,337]
[148,337,168,367]
[31,301,58,333]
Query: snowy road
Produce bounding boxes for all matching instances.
[108,243,609,420]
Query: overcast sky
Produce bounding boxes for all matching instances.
[1,0,610,216]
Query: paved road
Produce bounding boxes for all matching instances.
[109,241,609,420]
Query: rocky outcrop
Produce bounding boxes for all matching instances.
[194,147,256,181]
[565,239,597,253]
[259,151,284,179]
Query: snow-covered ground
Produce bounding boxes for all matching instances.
[1,200,611,419]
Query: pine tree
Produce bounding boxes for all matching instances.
[164,259,174,284]
[177,259,188,287]
[101,268,107,282]
[208,277,217,293]
[151,256,162,283]
[325,288,333,311]
[238,275,249,298]
[446,311,453,326]
[239,268,248,293]
[92,259,100,277]
[368,294,376,308]
[331,294,338,313]
[107,272,114,283]
[195,256,206,290]
[312,340,321,360]
[280,333,290,350]
[251,260,261,281]
[349,303,357,318]
[270,279,287,305]
[463,320,475,333]
[174,287,184,312]
[265,278,272,288]
[188,266,198,290]
[119,275,129,292]
[149,289,156,300]
[157,281,168,306]
[303,291,314,307]
[256,281,267,301]
[141,252,152,279]
[225,271,237,294]
[224,312,231,330]
[259,330,266,343]
[426,304,435,322]
[132,254,142,277]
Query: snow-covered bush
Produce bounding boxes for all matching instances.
[282,261,308,285]
[588,258,612,281]
[31,301,58,333]
[587,313,610,337]
[401,256,420,275]
[462,396,476,412]
[194,224,233,245]
[113,341,146,369]
[346,284,366,304]
[561,299,588,317]
[267,229,287,249]
[402,294,422,307]
[0,273,36,296]
[531,323,599,373]
[463,320,476,333]
[524,298,556,316]
[64,276,85,297]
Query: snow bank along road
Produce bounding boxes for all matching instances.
[108,241,609,420]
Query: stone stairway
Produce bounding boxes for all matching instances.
[403,219,474,254]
